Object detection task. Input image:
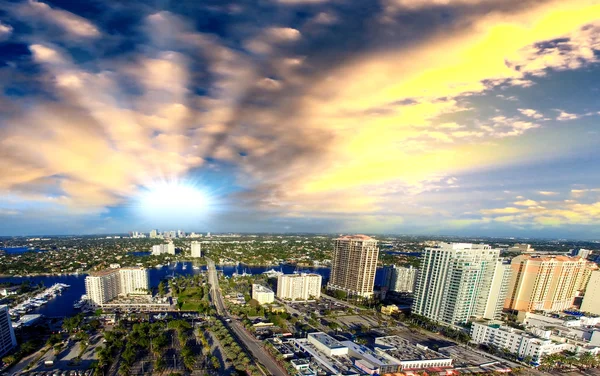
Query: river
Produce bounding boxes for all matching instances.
[0,263,383,317]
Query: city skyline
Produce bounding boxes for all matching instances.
[1,0,600,237]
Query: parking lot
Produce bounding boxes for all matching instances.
[285,297,358,318]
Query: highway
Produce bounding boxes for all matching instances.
[206,258,287,376]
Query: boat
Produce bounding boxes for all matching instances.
[262,268,284,278]
[73,295,88,309]
[182,264,188,270]
[155,264,164,268]
[192,266,200,270]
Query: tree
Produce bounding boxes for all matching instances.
[158,281,166,296]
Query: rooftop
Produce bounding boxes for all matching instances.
[336,235,375,241]
[308,332,347,350]
[374,336,452,362]
[89,269,119,277]
[342,340,401,367]
[253,284,274,294]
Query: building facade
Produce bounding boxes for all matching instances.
[151,242,175,256]
[277,273,322,301]
[328,235,378,298]
[0,305,17,358]
[471,321,571,362]
[505,255,589,312]
[381,265,418,293]
[252,284,274,304]
[412,243,508,324]
[85,267,150,306]
[581,271,600,315]
[119,267,150,295]
[191,241,202,258]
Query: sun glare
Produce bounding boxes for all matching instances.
[138,182,208,216]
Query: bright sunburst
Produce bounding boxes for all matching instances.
[137,181,210,220]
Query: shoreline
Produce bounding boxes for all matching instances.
[0,272,86,278]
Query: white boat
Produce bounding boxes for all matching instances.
[192,266,200,270]
[262,268,284,278]
[182,264,188,270]
[155,264,164,268]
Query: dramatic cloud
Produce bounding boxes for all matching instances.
[1,0,600,235]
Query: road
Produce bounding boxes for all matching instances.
[206,258,287,376]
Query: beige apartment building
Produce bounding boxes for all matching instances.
[505,255,590,312]
[85,267,150,306]
[328,235,378,298]
[277,273,322,301]
[581,271,600,315]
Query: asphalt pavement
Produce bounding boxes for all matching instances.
[206,258,288,376]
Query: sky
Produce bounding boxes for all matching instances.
[1,0,600,238]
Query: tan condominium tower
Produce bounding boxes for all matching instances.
[505,255,589,312]
[327,235,378,298]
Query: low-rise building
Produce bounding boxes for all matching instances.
[252,284,274,305]
[342,340,402,375]
[308,332,348,357]
[471,321,572,362]
[373,336,453,371]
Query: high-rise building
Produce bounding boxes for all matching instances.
[571,248,592,259]
[252,284,274,305]
[85,267,150,306]
[381,265,418,293]
[277,273,322,301]
[505,255,589,312]
[85,269,121,306]
[119,267,150,295]
[0,305,17,358]
[149,229,158,239]
[151,242,175,256]
[328,235,378,298]
[177,230,185,238]
[412,243,509,325]
[191,241,202,258]
[581,271,600,315]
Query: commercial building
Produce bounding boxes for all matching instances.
[412,243,509,324]
[328,235,378,298]
[380,265,417,293]
[151,242,175,256]
[85,267,150,306]
[471,321,572,362]
[277,273,322,301]
[505,255,589,312]
[308,332,348,357]
[149,229,158,238]
[290,337,361,375]
[0,305,17,358]
[342,340,402,375]
[191,241,202,258]
[581,271,600,315]
[373,336,453,371]
[252,284,274,305]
